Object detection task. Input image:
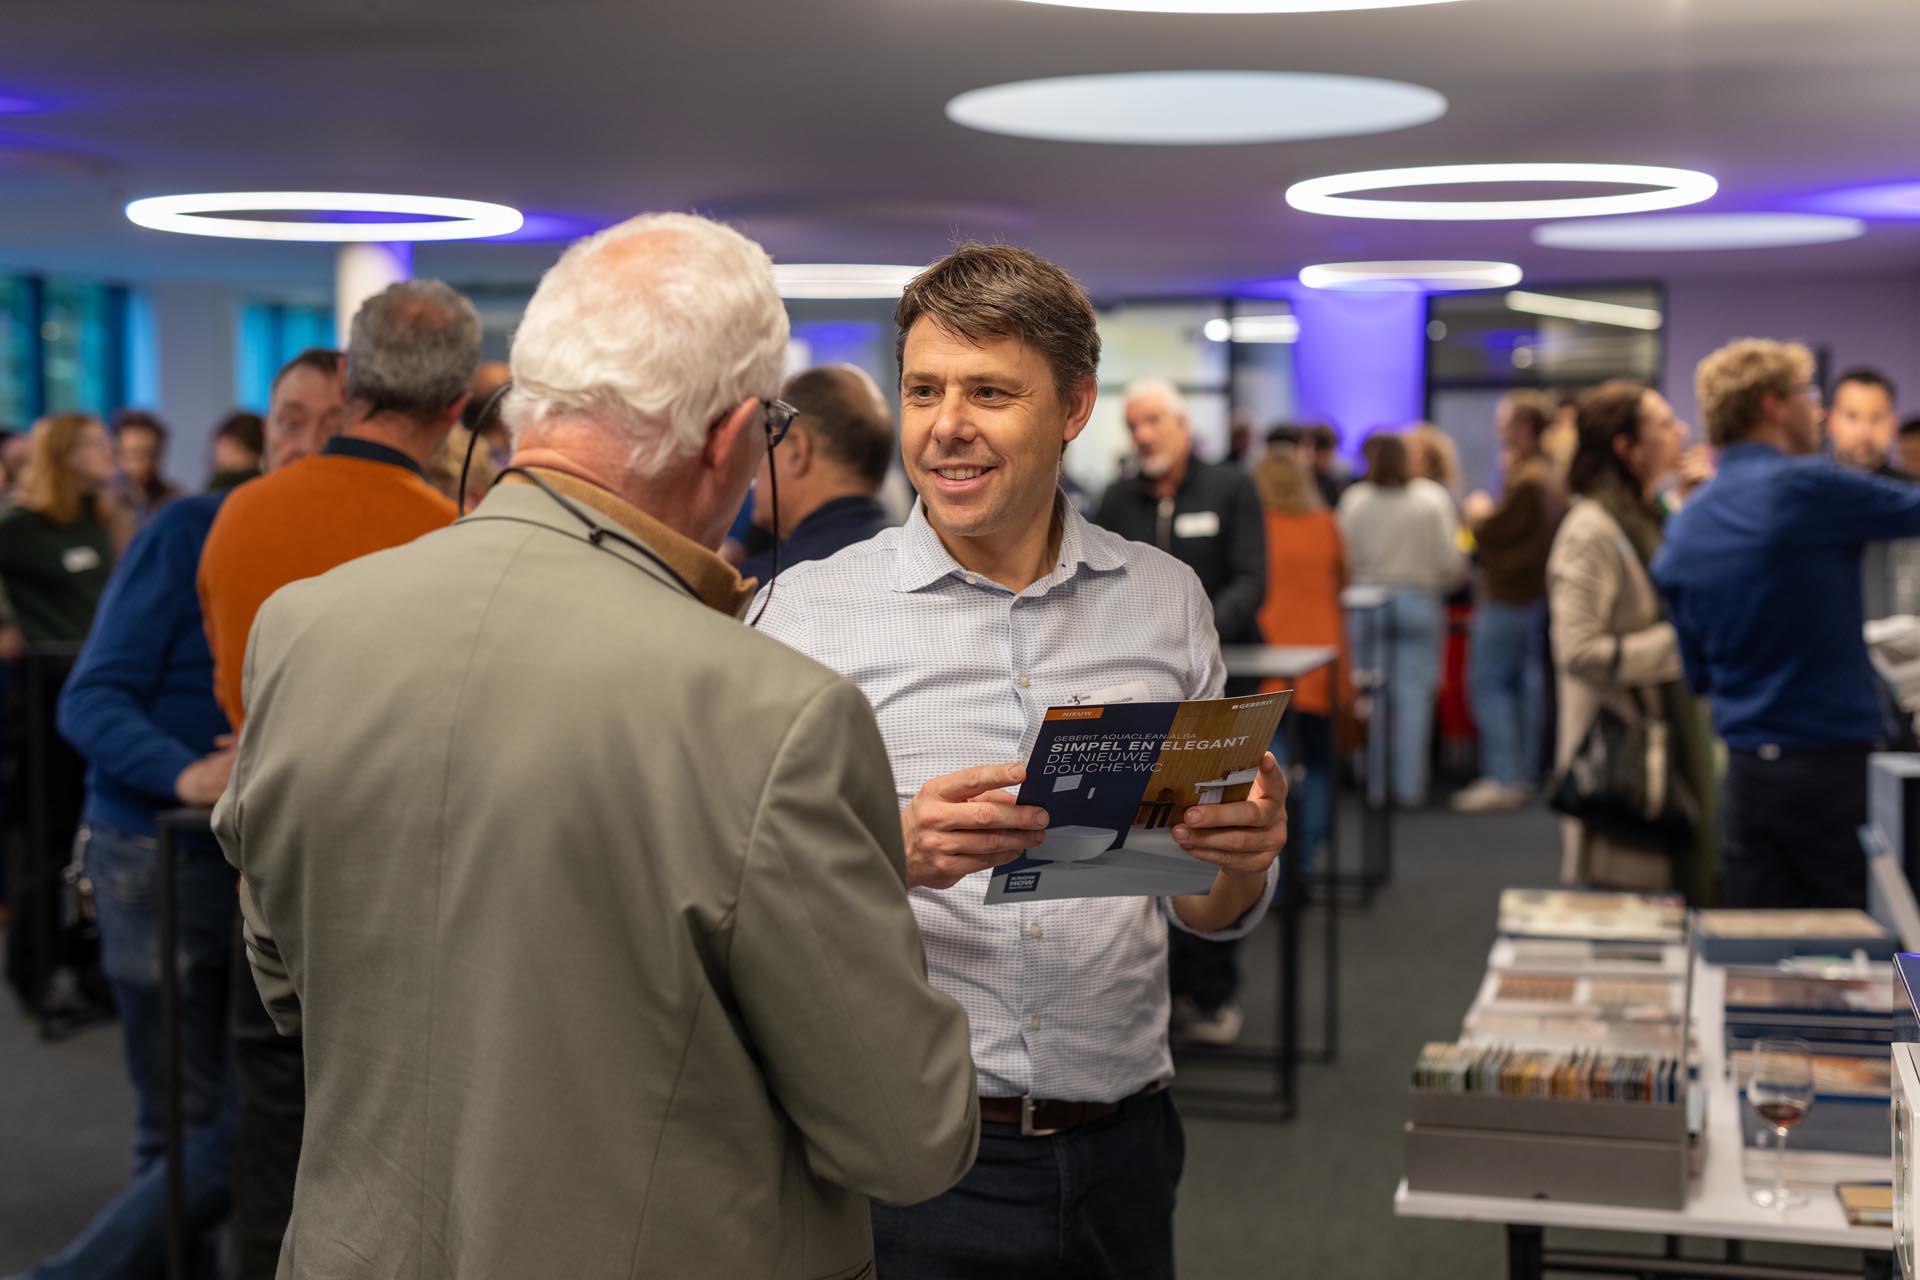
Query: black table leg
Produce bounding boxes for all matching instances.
[158,816,186,1280]
[1279,836,1300,1113]
[1863,1250,1894,1280]
[1507,1224,1544,1280]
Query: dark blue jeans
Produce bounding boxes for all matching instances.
[1469,600,1546,787]
[17,825,237,1280]
[872,1090,1185,1280]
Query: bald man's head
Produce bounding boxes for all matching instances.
[782,364,895,489]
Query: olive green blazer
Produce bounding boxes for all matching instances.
[215,481,978,1280]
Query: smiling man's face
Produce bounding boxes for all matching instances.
[899,318,1089,550]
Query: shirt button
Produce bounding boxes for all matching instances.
[1027,923,1044,940]
[964,573,978,586]
[1017,674,1031,689]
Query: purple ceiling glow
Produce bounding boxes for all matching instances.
[0,93,41,114]
[1807,181,1920,220]
[489,212,606,243]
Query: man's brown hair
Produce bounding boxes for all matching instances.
[894,243,1100,404]
[1695,338,1815,447]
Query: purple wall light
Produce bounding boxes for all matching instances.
[1286,286,1426,460]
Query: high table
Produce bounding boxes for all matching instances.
[1177,644,1338,1120]
[1338,586,1395,905]
[1394,957,1894,1279]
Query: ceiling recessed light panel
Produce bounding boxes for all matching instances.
[1505,290,1663,331]
[1533,212,1867,251]
[1286,163,1718,221]
[773,264,923,299]
[125,192,523,242]
[1204,314,1299,343]
[1011,0,1466,10]
[947,72,1445,146]
[1298,260,1521,291]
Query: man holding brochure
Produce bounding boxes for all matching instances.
[756,243,1288,1279]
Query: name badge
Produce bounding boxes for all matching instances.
[1173,511,1220,539]
[1067,680,1155,707]
[62,546,101,574]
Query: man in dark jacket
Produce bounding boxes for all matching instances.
[739,364,896,585]
[1094,377,1267,1046]
[1094,379,1266,647]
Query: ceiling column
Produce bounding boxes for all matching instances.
[335,243,414,345]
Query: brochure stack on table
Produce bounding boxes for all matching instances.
[1724,962,1897,1166]
[1404,889,1698,1210]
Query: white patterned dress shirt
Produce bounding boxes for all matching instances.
[755,497,1278,1102]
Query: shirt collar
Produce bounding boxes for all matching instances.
[1718,441,1786,465]
[891,491,1127,594]
[322,434,427,480]
[500,468,757,617]
[795,493,887,534]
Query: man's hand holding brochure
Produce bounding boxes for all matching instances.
[900,692,1292,915]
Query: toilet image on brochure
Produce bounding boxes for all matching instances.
[986,690,1291,904]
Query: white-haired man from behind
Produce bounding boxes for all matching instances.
[213,212,980,1279]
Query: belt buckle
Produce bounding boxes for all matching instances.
[1019,1096,1060,1138]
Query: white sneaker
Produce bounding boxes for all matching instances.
[1182,1001,1245,1047]
[1450,779,1530,813]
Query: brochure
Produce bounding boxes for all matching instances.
[983,691,1290,904]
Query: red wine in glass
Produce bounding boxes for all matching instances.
[1755,1099,1808,1129]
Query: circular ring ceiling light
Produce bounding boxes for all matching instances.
[1285,163,1718,221]
[1298,260,1522,291]
[772,264,924,299]
[947,72,1445,146]
[1011,0,1465,10]
[1533,212,1866,251]
[125,191,524,242]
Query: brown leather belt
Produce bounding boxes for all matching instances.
[979,1083,1164,1137]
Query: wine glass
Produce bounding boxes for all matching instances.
[1748,1038,1816,1211]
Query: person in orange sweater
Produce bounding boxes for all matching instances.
[196,277,478,1279]
[1253,441,1353,874]
[201,280,476,729]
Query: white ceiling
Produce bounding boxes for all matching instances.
[4,0,1919,298]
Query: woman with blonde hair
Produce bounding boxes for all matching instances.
[1253,447,1351,869]
[1405,422,1463,512]
[1338,433,1466,806]
[0,413,125,650]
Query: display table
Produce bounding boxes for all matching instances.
[1395,957,1893,1278]
[1339,586,1395,902]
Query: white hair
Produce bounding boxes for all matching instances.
[504,212,790,477]
[1124,377,1187,420]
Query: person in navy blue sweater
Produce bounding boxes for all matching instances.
[15,350,341,1280]
[1653,339,1920,911]
[738,364,897,586]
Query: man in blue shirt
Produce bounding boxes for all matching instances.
[13,349,341,1280]
[1652,338,1920,909]
[738,364,896,585]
